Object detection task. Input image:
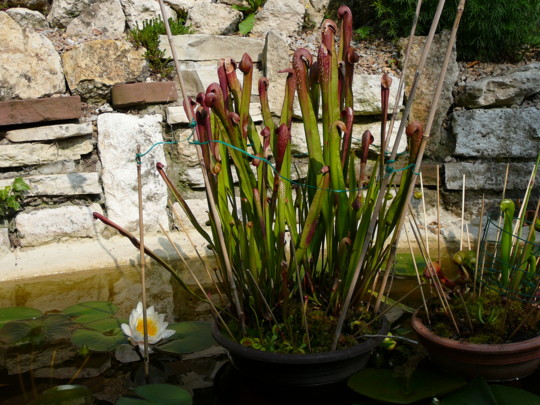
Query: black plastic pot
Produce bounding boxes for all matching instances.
[211,317,390,387]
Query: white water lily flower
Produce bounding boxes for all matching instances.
[121,302,175,352]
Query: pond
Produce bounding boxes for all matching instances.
[0,255,538,404]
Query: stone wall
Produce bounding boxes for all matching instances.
[0,0,538,280]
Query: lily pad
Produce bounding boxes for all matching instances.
[348,366,466,404]
[157,322,215,354]
[135,384,192,404]
[490,384,540,405]
[63,301,119,324]
[0,307,42,329]
[0,314,72,346]
[28,384,93,404]
[83,317,127,332]
[441,377,496,405]
[71,328,128,352]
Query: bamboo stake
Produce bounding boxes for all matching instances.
[420,173,429,257]
[157,0,246,334]
[473,195,485,298]
[460,174,465,251]
[331,0,449,351]
[159,223,234,339]
[436,164,441,263]
[136,146,150,380]
[384,0,424,145]
[405,223,430,323]
[371,0,466,317]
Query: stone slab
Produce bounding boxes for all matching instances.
[16,203,105,247]
[444,161,538,191]
[0,137,93,168]
[111,81,178,108]
[0,173,102,196]
[6,122,93,142]
[160,34,265,62]
[0,96,81,127]
[452,108,540,158]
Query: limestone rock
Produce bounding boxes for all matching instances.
[97,113,169,233]
[160,34,265,62]
[399,31,459,158]
[0,173,102,196]
[187,1,242,35]
[164,0,203,13]
[0,12,65,100]
[47,0,95,28]
[452,108,540,158]
[251,0,305,36]
[352,74,402,115]
[66,0,126,38]
[457,62,540,108]
[16,203,105,247]
[0,137,94,168]
[263,31,290,115]
[120,0,177,29]
[0,228,9,253]
[445,161,538,191]
[303,0,330,28]
[5,8,49,29]
[62,40,147,103]
[6,123,93,142]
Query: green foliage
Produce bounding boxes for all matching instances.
[354,25,374,41]
[371,0,540,62]
[128,17,192,77]
[233,0,266,35]
[0,177,30,220]
[28,385,93,405]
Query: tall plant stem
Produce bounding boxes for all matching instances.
[331,0,449,351]
[136,146,150,381]
[372,0,466,316]
[158,0,245,333]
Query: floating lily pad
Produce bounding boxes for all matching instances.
[348,366,466,404]
[0,307,42,329]
[490,384,540,405]
[28,385,93,404]
[83,317,127,332]
[157,322,215,354]
[0,314,71,346]
[71,328,128,352]
[63,301,119,324]
[441,377,496,405]
[135,384,192,404]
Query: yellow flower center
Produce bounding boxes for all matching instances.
[136,317,158,337]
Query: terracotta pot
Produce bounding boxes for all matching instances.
[211,317,390,387]
[411,310,540,381]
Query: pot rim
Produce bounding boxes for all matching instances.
[211,316,390,365]
[411,309,540,354]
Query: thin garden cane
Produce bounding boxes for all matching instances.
[419,173,429,257]
[372,0,466,316]
[405,223,430,323]
[460,174,466,251]
[384,0,424,147]
[473,195,485,298]
[157,0,246,334]
[136,146,150,381]
[436,165,441,264]
[332,0,449,350]
[158,223,235,339]
[408,209,461,335]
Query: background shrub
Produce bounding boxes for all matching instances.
[328,0,539,62]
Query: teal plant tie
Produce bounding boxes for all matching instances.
[135,121,417,193]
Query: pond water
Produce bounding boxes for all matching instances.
[0,254,538,404]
